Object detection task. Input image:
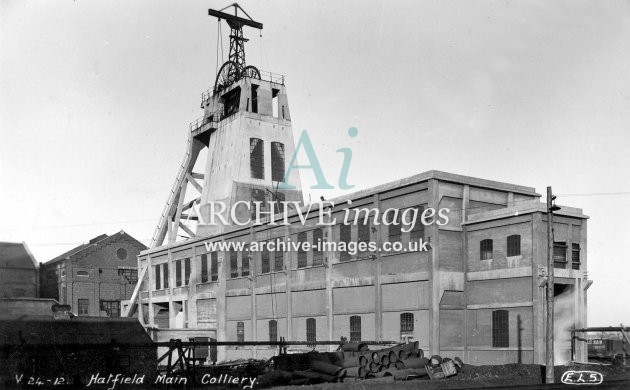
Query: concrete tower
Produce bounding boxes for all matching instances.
[150,5,302,247]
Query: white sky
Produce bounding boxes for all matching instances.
[1,0,629,326]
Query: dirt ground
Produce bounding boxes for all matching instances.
[268,362,630,390]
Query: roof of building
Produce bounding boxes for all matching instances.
[45,230,147,265]
[463,200,588,225]
[0,241,38,270]
[0,314,152,346]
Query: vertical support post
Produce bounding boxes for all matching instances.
[546,186,555,384]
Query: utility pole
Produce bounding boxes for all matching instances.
[546,186,560,384]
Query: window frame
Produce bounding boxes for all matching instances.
[271,141,285,183]
[350,315,362,343]
[480,239,493,260]
[400,312,414,333]
[269,319,278,342]
[249,138,265,180]
[492,310,509,348]
[78,299,89,316]
[237,322,245,343]
[507,235,521,257]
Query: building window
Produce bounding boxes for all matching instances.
[222,87,241,119]
[274,239,284,271]
[210,252,218,282]
[409,206,425,244]
[269,320,278,342]
[400,312,414,333]
[306,318,316,346]
[507,235,521,257]
[155,265,161,290]
[492,310,509,347]
[237,322,244,343]
[480,239,493,260]
[118,268,138,284]
[340,224,352,261]
[261,247,270,274]
[312,228,324,266]
[116,248,128,260]
[572,243,580,270]
[297,232,308,268]
[358,219,370,258]
[242,246,250,277]
[230,250,238,278]
[251,188,266,220]
[184,258,191,285]
[78,299,89,316]
[175,259,182,286]
[388,213,402,246]
[554,242,567,268]
[201,254,209,283]
[271,142,285,182]
[100,300,120,317]
[250,138,264,179]
[76,270,89,277]
[163,263,169,288]
[272,88,279,117]
[350,315,361,343]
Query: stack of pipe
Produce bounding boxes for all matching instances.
[262,342,464,384]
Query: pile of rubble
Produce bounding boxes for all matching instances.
[258,342,464,386]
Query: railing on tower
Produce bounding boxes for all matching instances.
[200,69,285,108]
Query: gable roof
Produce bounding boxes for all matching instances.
[45,230,147,265]
[0,242,38,270]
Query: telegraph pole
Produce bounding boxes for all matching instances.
[546,186,559,384]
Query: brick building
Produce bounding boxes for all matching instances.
[40,231,146,317]
[129,171,590,365]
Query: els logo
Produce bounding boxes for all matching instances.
[560,371,603,385]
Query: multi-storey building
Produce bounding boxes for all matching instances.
[40,231,146,317]
[130,170,590,365]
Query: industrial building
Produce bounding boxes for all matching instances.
[40,231,146,317]
[123,5,592,366]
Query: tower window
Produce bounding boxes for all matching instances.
[271,142,285,182]
[250,138,264,179]
[272,88,279,117]
[507,235,521,257]
[480,239,493,260]
[251,188,266,220]
[221,87,241,119]
[350,315,361,342]
[251,84,258,113]
[269,320,278,342]
[492,310,509,347]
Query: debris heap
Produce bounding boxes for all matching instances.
[257,342,464,386]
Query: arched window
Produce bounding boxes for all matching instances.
[492,310,509,347]
[269,320,278,342]
[297,232,308,268]
[507,235,521,257]
[306,318,316,346]
[400,312,414,332]
[312,228,324,266]
[350,315,361,342]
[250,138,264,179]
[237,322,244,342]
[480,239,493,260]
[271,142,285,182]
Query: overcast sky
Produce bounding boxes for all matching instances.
[1,0,629,326]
